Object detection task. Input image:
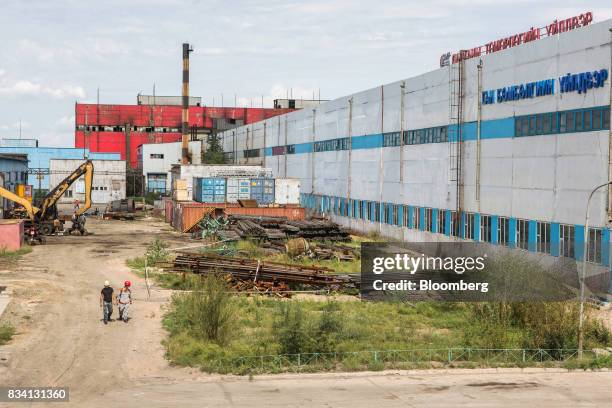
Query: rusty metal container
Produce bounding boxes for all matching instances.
[165,200,173,223]
[223,206,305,220]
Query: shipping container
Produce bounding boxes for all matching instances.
[250,178,275,204]
[194,177,226,203]
[274,178,301,205]
[224,206,305,220]
[226,177,251,203]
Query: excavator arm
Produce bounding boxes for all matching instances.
[39,160,94,220]
[0,186,40,221]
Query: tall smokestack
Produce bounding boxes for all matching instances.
[182,43,193,164]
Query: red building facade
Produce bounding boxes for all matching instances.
[74,104,292,168]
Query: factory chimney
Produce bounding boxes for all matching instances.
[181,42,193,164]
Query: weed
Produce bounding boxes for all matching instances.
[0,323,15,345]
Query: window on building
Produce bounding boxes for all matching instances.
[543,113,552,134]
[559,112,567,133]
[528,116,536,136]
[424,208,433,232]
[436,210,445,234]
[521,117,529,135]
[587,228,602,264]
[584,110,592,130]
[566,111,575,132]
[498,217,509,246]
[392,205,399,225]
[592,110,601,130]
[286,144,296,154]
[412,207,420,229]
[464,213,475,240]
[272,146,286,156]
[449,211,460,237]
[150,153,164,159]
[537,221,551,254]
[402,205,409,227]
[603,109,610,130]
[374,202,381,222]
[575,111,583,131]
[363,201,369,220]
[354,200,360,219]
[480,215,492,243]
[516,219,529,250]
[560,224,575,259]
[244,149,261,158]
[383,132,401,147]
[65,190,73,198]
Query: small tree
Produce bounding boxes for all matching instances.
[203,133,226,164]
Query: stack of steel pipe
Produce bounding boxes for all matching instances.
[167,252,353,287]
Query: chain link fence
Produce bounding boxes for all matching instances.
[205,348,600,374]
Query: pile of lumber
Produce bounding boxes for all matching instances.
[217,215,350,242]
[162,252,354,290]
[311,243,360,261]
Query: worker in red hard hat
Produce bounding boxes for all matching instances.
[117,280,132,323]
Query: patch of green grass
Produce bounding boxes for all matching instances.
[163,296,612,375]
[0,246,32,261]
[0,323,15,345]
[563,354,612,370]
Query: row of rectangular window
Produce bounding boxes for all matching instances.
[515,107,610,137]
[382,126,449,147]
[313,137,350,152]
[306,194,604,264]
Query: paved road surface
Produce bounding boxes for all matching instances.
[86,369,612,407]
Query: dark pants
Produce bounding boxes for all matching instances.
[103,301,113,322]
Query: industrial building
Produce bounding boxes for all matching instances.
[273,99,327,109]
[74,96,294,168]
[137,140,202,194]
[219,15,612,280]
[0,154,28,217]
[49,159,126,208]
[0,140,121,193]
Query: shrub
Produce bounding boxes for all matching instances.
[177,275,237,345]
[0,323,15,345]
[146,238,168,265]
[273,301,314,355]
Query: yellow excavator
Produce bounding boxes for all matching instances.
[0,160,94,240]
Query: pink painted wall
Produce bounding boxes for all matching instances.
[0,220,24,251]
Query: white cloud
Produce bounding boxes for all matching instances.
[0,121,31,132]
[56,115,75,128]
[0,79,85,99]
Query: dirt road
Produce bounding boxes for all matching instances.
[1,217,611,407]
[0,218,197,406]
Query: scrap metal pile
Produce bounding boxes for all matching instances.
[216,215,351,242]
[160,252,355,297]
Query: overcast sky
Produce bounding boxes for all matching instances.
[0,0,610,147]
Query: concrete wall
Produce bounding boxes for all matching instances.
[49,159,126,206]
[218,18,612,272]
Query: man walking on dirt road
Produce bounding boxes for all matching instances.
[117,280,132,323]
[100,281,114,324]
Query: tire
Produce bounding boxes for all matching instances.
[40,224,53,236]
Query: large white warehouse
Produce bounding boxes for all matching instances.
[220,14,612,281]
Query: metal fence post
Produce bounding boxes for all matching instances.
[297,353,301,371]
[448,348,452,363]
[374,350,378,363]
[522,349,526,363]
